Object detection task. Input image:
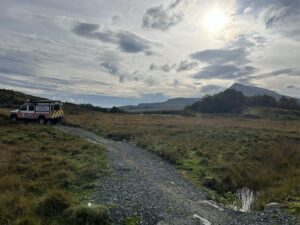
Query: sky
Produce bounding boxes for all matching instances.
[0,0,300,107]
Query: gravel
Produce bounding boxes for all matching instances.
[56,125,298,225]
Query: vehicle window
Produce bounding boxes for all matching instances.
[20,105,27,111]
[54,104,60,110]
[36,105,50,112]
[29,105,35,111]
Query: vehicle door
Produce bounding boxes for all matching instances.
[18,105,28,119]
[26,105,35,119]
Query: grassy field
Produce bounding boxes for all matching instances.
[63,109,300,212]
[0,111,110,225]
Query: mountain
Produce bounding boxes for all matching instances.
[120,97,201,112]
[229,83,289,100]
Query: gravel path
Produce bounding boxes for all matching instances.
[55,125,297,225]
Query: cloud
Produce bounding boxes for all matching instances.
[190,35,260,80]
[200,84,223,94]
[118,31,150,53]
[236,0,300,37]
[149,60,198,73]
[191,48,249,65]
[149,63,176,72]
[142,0,184,31]
[100,62,119,75]
[143,76,158,87]
[0,49,47,77]
[72,22,151,53]
[249,68,300,80]
[236,0,300,14]
[177,60,198,72]
[112,15,122,24]
[100,61,127,83]
[286,85,296,89]
[194,65,256,79]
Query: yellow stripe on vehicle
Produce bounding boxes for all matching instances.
[50,110,64,118]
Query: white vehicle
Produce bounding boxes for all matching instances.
[10,100,64,124]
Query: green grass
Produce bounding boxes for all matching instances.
[0,114,110,225]
[64,110,300,212]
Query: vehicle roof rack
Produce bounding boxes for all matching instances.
[26,99,61,103]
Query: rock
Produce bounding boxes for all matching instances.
[198,200,224,211]
[192,214,211,225]
[265,202,283,211]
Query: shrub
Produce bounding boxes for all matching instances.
[14,217,40,225]
[37,190,72,218]
[65,205,111,225]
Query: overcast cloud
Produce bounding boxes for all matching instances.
[0,0,299,106]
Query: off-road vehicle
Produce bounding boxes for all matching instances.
[10,100,64,124]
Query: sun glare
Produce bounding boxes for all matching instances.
[203,9,227,33]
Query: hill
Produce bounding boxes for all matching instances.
[230,83,299,102]
[0,88,109,113]
[121,83,299,113]
[120,97,200,113]
[187,89,300,116]
[0,89,42,107]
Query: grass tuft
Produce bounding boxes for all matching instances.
[65,205,111,225]
[37,190,72,218]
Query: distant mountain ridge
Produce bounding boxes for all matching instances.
[229,83,299,102]
[121,83,299,112]
[230,83,282,100]
[120,97,200,112]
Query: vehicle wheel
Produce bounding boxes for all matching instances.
[39,117,47,125]
[11,115,17,122]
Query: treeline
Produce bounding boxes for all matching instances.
[186,89,300,113]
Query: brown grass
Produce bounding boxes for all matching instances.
[0,113,109,225]
[64,110,300,210]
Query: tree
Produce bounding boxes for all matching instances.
[188,89,246,113]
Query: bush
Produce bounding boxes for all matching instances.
[37,190,72,218]
[14,217,40,225]
[65,205,111,225]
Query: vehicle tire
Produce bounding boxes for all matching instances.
[51,119,58,125]
[38,117,47,125]
[11,115,18,122]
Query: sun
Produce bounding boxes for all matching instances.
[203,9,227,33]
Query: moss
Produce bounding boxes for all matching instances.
[287,202,300,215]
[123,216,140,225]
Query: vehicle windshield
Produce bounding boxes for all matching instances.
[53,104,61,110]
[19,105,27,111]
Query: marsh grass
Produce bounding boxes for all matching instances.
[64,111,300,211]
[0,114,109,225]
